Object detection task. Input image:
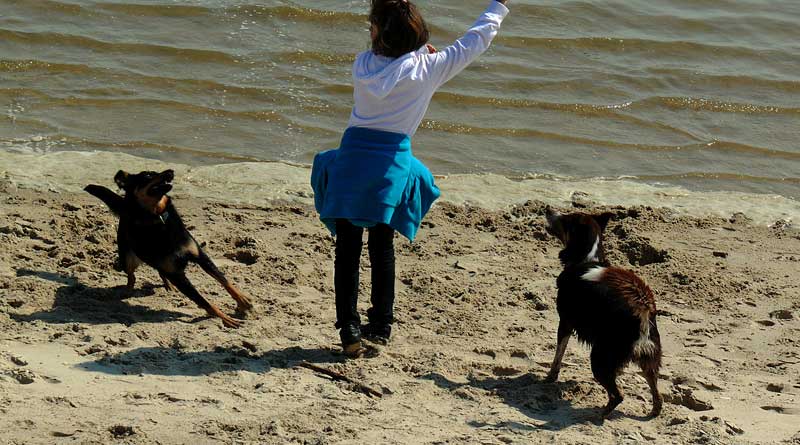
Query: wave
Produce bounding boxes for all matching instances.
[635,172,800,185]
[0,135,262,163]
[512,2,800,34]
[630,96,800,115]
[0,28,238,65]
[495,35,798,61]
[278,51,354,65]
[645,69,800,94]
[223,5,365,26]
[10,0,211,18]
[0,59,297,105]
[95,2,211,17]
[12,96,338,139]
[6,0,86,16]
[418,119,800,159]
[222,4,454,37]
[432,91,799,126]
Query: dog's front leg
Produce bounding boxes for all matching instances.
[545,320,572,383]
[117,225,140,290]
[122,252,141,290]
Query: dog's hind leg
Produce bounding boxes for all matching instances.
[638,315,663,417]
[164,271,241,328]
[544,320,573,383]
[195,250,253,312]
[642,363,662,417]
[591,345,624,419]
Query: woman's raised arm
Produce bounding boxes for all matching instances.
[423,0,509,88]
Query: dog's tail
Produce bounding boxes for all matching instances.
[603,268,661,360]
[633,312,661,361]
[84,185,124,215]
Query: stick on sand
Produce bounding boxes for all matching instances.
[297,362,383,398]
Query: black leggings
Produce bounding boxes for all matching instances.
[334,219,395,329]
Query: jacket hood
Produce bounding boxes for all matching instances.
[352,47,428,99]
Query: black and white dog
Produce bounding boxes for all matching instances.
[543,207,662,419]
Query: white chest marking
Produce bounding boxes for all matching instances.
[581,266,607,282]
[585,236,600,263]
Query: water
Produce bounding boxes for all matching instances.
[1,0,799,200]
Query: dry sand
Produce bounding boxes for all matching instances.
[1,155,799,444]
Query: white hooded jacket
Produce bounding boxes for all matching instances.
[347,0,509,136]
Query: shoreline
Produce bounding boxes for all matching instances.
[0,149,797,229]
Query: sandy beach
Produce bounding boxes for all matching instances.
[1,151,799,444]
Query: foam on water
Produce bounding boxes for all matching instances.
[1,149,796,229]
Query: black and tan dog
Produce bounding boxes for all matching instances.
[543,207,662,419]
[85,170,252,328]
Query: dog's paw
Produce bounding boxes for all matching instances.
[601,400,623,420]
[220,315,242,329]
[237,299,254,312]
[543,372,559,383]
[648,404,662,418]
[591,415,607,425]
[234,299,254,319]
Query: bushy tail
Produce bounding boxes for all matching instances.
[84,185,124,215]
[633,312,661,360]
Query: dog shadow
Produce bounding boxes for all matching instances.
[11,269,189,326]
[420,371,638,431]
[79,345,344,377]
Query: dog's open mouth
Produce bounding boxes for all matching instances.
[147,170,174,197]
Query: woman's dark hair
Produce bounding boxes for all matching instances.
[370,0,430,58]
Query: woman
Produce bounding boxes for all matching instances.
[312,0,510,356]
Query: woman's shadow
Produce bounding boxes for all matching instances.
[11,268,190,326]
[79,345,345,377]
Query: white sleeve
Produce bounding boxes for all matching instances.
[424,1,509,88]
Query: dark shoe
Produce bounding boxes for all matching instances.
[339,324,362,357]
[362,323,391,345]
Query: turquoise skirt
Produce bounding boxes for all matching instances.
[311,127,440,241]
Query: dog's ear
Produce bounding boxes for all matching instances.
[593,212,614,232]
[114,170,129,189]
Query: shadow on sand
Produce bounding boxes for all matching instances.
[79,345,345,377]
[11,268,190,326]
[420,371,651,431]
[13,269,350,380]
